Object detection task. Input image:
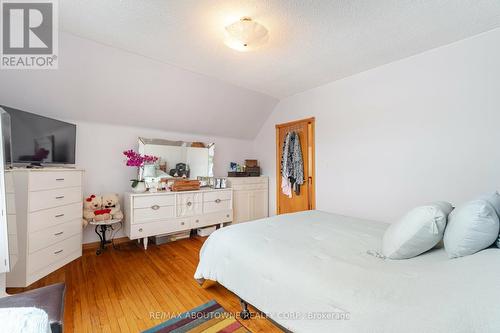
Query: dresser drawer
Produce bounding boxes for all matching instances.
[29,187,82,212]
[28,233,81,274]
[134,195,175,209]
[134,205,175,223]
[203,190,232,202]
[29,219,81,254]
[129,219,190,239]
[192,211,232,228]
[29,202,82,232]
[203,199,232,214]
[29,171,82,192]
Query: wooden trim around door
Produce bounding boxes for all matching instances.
[275,117,315,214]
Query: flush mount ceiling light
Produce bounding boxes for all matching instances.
[224,17,269,52]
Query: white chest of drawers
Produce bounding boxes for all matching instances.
[6,168,84,287]
[226,177,268,224]
[124,188,233,249]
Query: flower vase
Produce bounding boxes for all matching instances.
[132,181,147,193]
[143,164,157,178]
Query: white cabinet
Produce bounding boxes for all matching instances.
[124,188,233,249]
[252,189,269,220]
[6,168,84,288]
[227,177,268,224]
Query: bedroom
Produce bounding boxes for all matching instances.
[0,1,499,332]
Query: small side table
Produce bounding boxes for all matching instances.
[89,219,122,255]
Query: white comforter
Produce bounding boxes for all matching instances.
[195,210,500,333]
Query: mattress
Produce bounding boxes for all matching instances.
[195,210,500,333]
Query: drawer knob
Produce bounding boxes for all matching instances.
[181,222,185,225]
[55,214,65,218]
[226,214,230,218]
[151,205,160,210]
[54,249,63,254]
[55,196,65,199]
[55,178,65,181]
[195,219,199,223]
[138,228,143,232]
[54,231,64,236]
[187,201,192,207]
[215,199,221,203]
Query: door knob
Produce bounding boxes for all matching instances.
[187,201,192,206]
[215,199,221,203]
[138,228,143,232]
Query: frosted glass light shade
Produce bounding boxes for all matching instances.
[224,17,269,52]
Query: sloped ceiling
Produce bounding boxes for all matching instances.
[0,33,278,139]
[60,0,500,98]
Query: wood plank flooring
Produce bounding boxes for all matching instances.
[7,237,282,333]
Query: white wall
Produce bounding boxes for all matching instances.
[0,32,277,140]
[254,28,500,223]
[74,121,254,243]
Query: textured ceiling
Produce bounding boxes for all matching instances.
[60,0,500,98]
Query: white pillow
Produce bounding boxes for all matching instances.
[382,202,453,259]
[478,192,500,216]
[444,199,499,258]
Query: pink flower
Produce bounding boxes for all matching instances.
[123,150,158,168]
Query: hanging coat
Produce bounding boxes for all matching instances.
[281,131,304,197]
[289,132,304,195]
[280,132,293,198]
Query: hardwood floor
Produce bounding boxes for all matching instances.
[7,237,282,333]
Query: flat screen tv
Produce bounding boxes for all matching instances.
[1,105,76,166]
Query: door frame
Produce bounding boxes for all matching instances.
[275,117,316,214]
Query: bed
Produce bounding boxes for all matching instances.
[195,210,500,333]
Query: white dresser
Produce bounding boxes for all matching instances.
[6,168,84,287]
[227,177,268,224]
[124,188,233,249]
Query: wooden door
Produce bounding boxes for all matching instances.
[276,117,315,215]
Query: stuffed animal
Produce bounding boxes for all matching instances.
[102,193,124,220]
[83,194,100,222]
[93,208,112,221]
[83,194,111,222]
